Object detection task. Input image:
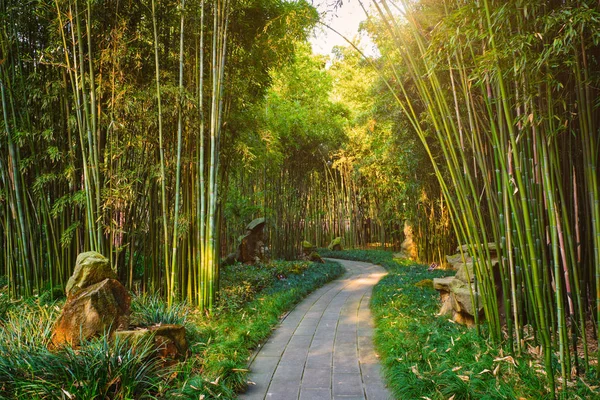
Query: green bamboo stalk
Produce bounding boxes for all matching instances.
[151,0,170,300]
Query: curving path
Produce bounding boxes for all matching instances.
[239,258,392,400]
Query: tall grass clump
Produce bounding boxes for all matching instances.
[365,0,600,393]
[131,293,190,326]
[0,301,167,399]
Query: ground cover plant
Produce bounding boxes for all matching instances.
[321,249,599,399]
[0,260,343,399]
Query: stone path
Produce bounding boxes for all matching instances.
[239,259,392,400]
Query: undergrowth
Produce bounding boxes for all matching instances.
[320,249,599,400]
[0,259,343,399]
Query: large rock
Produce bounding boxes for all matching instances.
[449,279,482,316]
[66,251,117,296]
[302,240,316,255]
[299,240,324,263]
[433,277,454,292]
[223,217,267,265]
[455,262,475,283]
[445,253,471,268]
[115,324,188,360]
[328,237,343,251]
[51,278,130,347]
[239,218,266,263]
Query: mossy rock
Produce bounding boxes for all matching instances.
[65,251,117,296]
[302,240,315,249]
[309,252,324,264]
[415,279,433,289]
[327,237,343,251]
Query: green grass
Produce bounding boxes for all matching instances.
[0,259,343,399]
[320,249,598,400]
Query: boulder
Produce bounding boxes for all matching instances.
[328,237,343,251]
[433,277,453,292]
[449,279,482,316]
[438,296,454,316]
[302,240,316,254]
[299,241,324,263]
[65,251,117,296]
[51,278,130,347]
[455,262,475,283]
[225,218,267,265]
[309,252,325,263]
[115,324,188,359]
[445,253,471,268]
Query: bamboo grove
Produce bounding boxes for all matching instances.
[0,0,319,308]
[1,0,455,312]
[217,40,456,264]
[366,0,600,391]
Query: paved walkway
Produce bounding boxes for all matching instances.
[239,259,392,400]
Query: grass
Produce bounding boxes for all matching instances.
[319,249,599,400]
[0,259,344,399]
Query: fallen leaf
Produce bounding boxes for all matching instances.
[493,364,500,376]
[493,355,517,366]
[458,375,470,382]
[452,366,462,372]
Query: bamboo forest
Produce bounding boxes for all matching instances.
[1,0,599,398]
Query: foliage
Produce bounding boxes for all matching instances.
[130,293,190,326]
[328,249,599,399]
[0,260,343,398]
[221,41,351,259]
[364,0,600,393]
[0,0,318,307]
[0,301,166,399]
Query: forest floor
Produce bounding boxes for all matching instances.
[240,258,391,400]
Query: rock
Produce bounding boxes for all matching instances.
[115,324,188,359]
[302,240,316,255]
[445,253,471,268]
[298,241,324,263]
[455,262,475,283]
[309,252,325,263]
[227,217,267,265]
[51,278,130,347]
[438,296,454,316]
[433,277,453,292]
[449,279,482,316]
[246,217,266,232]
[222,252,237,266]
[328,237,343,251]
[453,311,475,327]
[65,251,117,296]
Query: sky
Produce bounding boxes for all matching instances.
[309,0,377,56]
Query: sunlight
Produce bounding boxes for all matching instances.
[310,0,377,56]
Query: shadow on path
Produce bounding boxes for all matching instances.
[239,258,392,400]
